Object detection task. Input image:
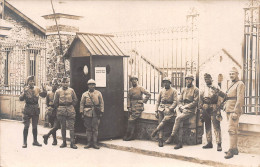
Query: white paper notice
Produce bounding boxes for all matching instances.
[95,67,106,87]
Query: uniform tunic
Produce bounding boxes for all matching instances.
[19,86,47,129]
[127,85,151,121]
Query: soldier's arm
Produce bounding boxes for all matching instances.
[98,92,105,113]
[169,90,178,111]
[19,88,26,101]
[71,89,78,107]
[177,89,184,107]
[46,93,50,107]
[79,93,86,113]
[234,82,245,115]
[53,90,60,109]
[127,90,131,109]
[198,90,204,109]
[141,87,151,103]
[155,91,162,111]
[184,88,199,109]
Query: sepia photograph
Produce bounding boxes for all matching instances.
[0,0,259,166]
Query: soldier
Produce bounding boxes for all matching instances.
[165,74,199,149]
[80,79,104,149]
[123,75,151,141]
[19,76,47,148]
[199,73,222,151]
[43,78,60,145]
[151,77,178,147]
[212,67,245,159]
[53,77,78,149]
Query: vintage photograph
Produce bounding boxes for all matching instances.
[0,0,259,166]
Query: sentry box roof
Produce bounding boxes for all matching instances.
[64,32,129,58]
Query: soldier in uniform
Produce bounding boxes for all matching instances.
[80,79,104,149]
[151,77,178,147]
[43,78,60,145]
[19,76,47,148]
[165,74,199,149]
[212,67,245,159]
[53,77,78,149]
[123,75,151,141]
[199,73,222,151]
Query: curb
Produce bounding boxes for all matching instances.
[99,142,243,167]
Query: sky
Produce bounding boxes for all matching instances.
[7,0,247,63]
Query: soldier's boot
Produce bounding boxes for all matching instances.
[84,131,92,149]
[22,128,28,148]
[92,132,100,149]
[125,121,135,141]
[151,122,163,138]
[217,143,222,151]
[202,142,213,149]
[225,148,239,155]
[123,127,130,141]
[32,128,42,147]
[224,150,234,159]
[70,130,78,149]
[165,134,175,144]
[158,138,163,147]
[60,129,67,148]
[43,128,55,145]
[52,131,57,145]
[174,141,183,150]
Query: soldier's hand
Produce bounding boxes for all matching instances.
[155,111,159,119]
[231,113,238,120]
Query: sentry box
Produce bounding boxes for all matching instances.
[64,32,129,141]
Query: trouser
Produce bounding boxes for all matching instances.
[157,112,175,139]
[226,113,240,150]
[203,109,222,144]
[57,115,75,143]
[84,117,100,143]
[45,118,60,139]
[171,111,194,142]
[23,114,40,143]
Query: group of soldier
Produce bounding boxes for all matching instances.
[19,66,244,159]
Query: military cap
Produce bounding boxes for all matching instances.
[185,73,194,80]
[52,78,59,85]
[204,73,212,79]
[87,79,96,85]
[61,77,69,83]
[130,75,138,81]
[162,77,171,83]
[26,75,34,84]
[230,67,239,73]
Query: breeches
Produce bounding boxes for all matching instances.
[23,114,39,129]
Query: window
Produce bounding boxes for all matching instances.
[171,72,184,89]
[29,50,38,76]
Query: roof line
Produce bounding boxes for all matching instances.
[77,32,114,37]
[5,1,46,34]
[222,48,242,69]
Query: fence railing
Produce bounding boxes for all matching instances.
[0,84,24,96]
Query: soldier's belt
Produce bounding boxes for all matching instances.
[183,99,192,104]
[84,105,92,108]
[226,97,237,100]
[59,102,73,106]
[161,102,173,104]
[26,102,38,105]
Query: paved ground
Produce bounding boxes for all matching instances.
[0,120,211,167]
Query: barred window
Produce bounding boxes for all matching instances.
[3,51,10,85]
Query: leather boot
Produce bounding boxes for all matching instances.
[202,142,213,149]
[125,121,135,141]
[174,142,183,149]
[92,132,100,149]
[70,130,78,149]
[224,150,234,159]
[32,128,42,146]
[217,143,222,151]
[165,135,174,144]
[84,131,92,149]
[43,135,49,145]
[158,138,163,147]
[22,128,28,148]
[52,130,57,145]
[151,129,158,138]
[225,148,238,155]
[60,129,67,148]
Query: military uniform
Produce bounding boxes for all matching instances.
[123,84,151,141]
[165,77,199,149]
[200,83,222,150]
[80,87,104,149]
[19,76,47,148]
[151,85,178,146]
[54,86,78,148]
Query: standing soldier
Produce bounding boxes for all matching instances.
[123,75,151,141]
[19,76,47,148]
[151,77,178,147]
[165,74,199,149]
[199,73,222,152]
[80,79,104,149]
[43,78,60,145]
[212,67,245,159]
[53,77,78,149]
